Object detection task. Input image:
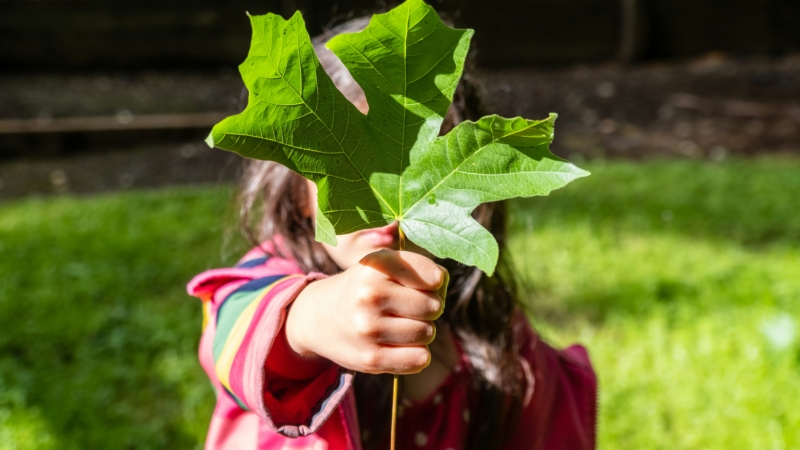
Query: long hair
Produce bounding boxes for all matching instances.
[236,17,525,450]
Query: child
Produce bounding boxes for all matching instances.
[188,18,596,450]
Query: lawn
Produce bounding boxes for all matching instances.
[509,157,800,449]
[1,157,798,449]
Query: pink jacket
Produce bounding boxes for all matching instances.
[187,243,597,450]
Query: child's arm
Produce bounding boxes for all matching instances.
[188,259,341,438]
[188,249,447,438]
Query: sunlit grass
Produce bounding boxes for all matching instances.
[510,157,800,449]
[0,188,239,449]
[0,157,798,449]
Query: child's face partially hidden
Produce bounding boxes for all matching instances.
[305,179,405,269]
[301,98,431,270]
[306,180,432,270]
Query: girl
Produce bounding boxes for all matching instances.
[188,17,596,450]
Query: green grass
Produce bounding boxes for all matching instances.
[1,157,799,449]
[0,188,240,449]
[509,157,800,449]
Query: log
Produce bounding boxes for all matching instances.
[0,112,229,135]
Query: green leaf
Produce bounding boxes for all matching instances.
[207,0,589,275]
[314,206,338,245]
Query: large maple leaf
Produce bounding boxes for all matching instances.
[206,0,589,275]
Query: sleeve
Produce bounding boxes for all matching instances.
[505,314,598,450]
[187,260,356,439]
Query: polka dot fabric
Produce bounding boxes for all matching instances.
[393,359,472,450]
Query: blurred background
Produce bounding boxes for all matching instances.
[1,0,798,448]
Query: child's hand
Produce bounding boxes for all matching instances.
[285,250,448,375]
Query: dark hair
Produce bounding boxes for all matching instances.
[237,18,525,450]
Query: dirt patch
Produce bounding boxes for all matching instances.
[2,53,799,200]
[481,53,800,159]
[0,142,240,200]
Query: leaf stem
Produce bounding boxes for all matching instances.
[391,223,404,450]
[391,374,399,450]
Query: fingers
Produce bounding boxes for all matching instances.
[359,345,432,375]
[359,250,447,292]
[380,284,443,321]
[373,317,436,346]
[325,250,449,375]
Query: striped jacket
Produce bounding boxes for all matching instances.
[187,242,597,450]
